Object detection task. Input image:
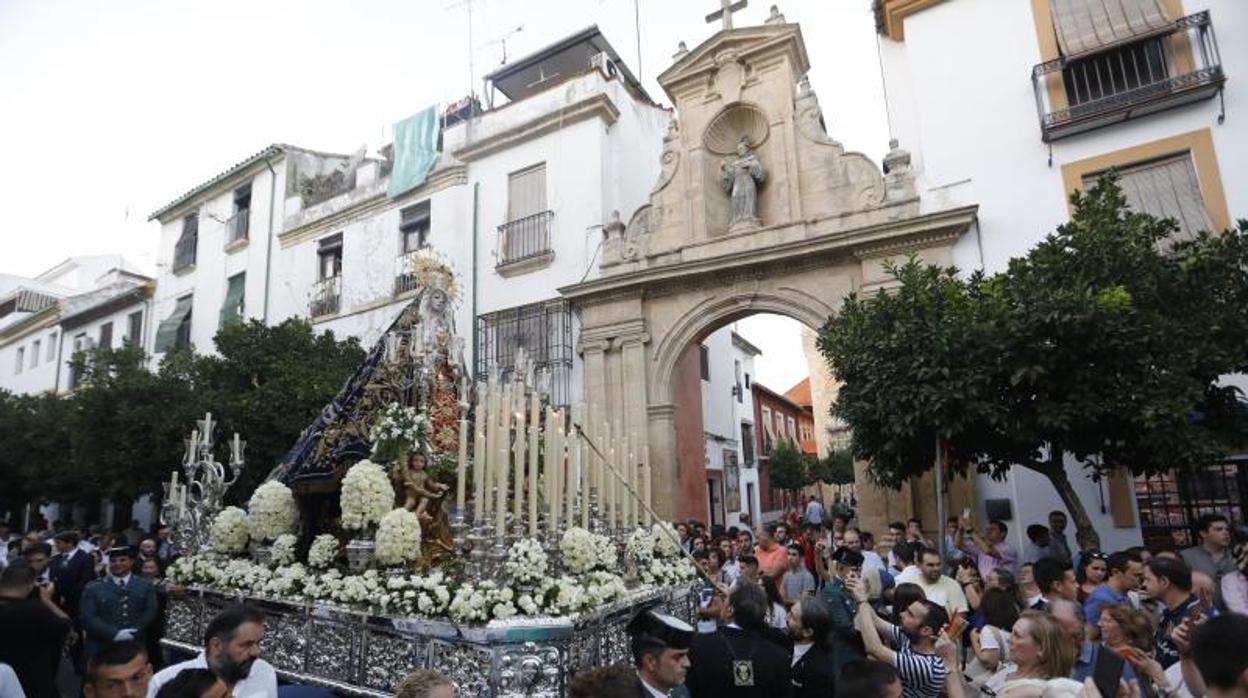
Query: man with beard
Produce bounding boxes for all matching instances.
[146,605,277,698]
[849,574,951,698]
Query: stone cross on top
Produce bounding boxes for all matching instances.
[706,0,748,30]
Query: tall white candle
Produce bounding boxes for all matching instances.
[513,410,525,522]
[642,442,653,526]
[528,392,540,536]
[497,384,512,535]
[565,424,577,527]
[473,387,487,520]
[627,434,636,530]
[483,383,497,517]
[545,406,557,535]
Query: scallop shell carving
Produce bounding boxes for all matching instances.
[703,103,770,156]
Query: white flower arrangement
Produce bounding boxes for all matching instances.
[247,481,298,542]
[503,538,549,586]
[270,534,298,567]
[651,521,682,558]
[369,403,432,464]
[449,581,517,624]
[340,460,394,531]
[308,534,339,569]
[209,506,250,554]
[168,554,225,586]
[375,508,422,567]
[560,527,617,575]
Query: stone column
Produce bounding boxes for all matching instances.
[619,333,649,454]
[646,403,679,521]
[581,340,609,443]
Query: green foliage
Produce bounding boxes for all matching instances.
[767,438,810,493]
[819,174,1248,546]
[4,319,364,511]
[811,449,856,487]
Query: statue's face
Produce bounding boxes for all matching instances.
[429,290,447,312]
[737,140,749,156]
[409,454,427,470]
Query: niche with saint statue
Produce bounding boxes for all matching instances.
[703,102,770,235]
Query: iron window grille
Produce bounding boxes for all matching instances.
[1032,11,1225,142]
[173,214,199,272]
[476,298,574,406]
[1135,457,1247,550]
[395,202,432,296]
[309,276,341,318]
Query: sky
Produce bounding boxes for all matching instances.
[0,0,889,388]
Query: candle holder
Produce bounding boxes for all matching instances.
[465,520,492,580]
[160,413,246,556]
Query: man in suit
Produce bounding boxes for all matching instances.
[626,608,694,698]
[80,546,158,663]
[52,530,96,674]
[787,598,836,698]
[686,582,792,697]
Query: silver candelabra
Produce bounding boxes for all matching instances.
[159,412,246,556]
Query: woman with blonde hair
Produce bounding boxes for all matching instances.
[984,610,1082,698]
[1098,604,1154,656]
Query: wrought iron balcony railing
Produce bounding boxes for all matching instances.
[173,234,197,272]
[1032,11,1225,142]
[226,209,250,245]
[309,275,341,318]
[394,248,429,296]
[496,210,554,268]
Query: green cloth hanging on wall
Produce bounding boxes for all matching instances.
[219,273,246,328]
[387,105,440,198]
[154,296,194,353]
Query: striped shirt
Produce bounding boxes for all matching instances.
[890,625,949,698]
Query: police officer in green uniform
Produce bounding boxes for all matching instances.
[80,546,158,663]
[819,546,866,671]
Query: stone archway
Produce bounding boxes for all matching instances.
[560,17,978,523]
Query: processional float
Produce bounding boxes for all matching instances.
[158,253,700,697]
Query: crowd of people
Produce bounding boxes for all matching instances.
[4,502,1248,698]
[572,498,1248,698]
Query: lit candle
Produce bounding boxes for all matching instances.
[513,410,525,522]
[566,424,577,527]
[528,391,540,536]
[473,386,487,521]
[545,406,557,535]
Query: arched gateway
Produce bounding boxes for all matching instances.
[560,16,978,523]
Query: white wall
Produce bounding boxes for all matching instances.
[57,300,151,393]
[1,326,60,395]
[880,0,1248,551]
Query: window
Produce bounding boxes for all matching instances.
[734,360,743,403]
[154,296,194,353]
[318,233,343,280]
[699,345,710,381]
[14,347,24,374]
[1061,37,1168,108]
[220,273,246,327]
[399,201,431,253]
[69,333,88,388]
[46,333,57,361]
[228,183,252,244]
[1082,153,1213,241]
[744,372,751,389]
[174,214,199,271]
[776,413,786,440]
[126,311,143,345]
[99,322,113,351]
[741,423,755,466]
[476,299,574,406]
[30,340,40,368]
[499,164,551,266]
[788,417,796,440]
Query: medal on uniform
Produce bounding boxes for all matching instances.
[733,659,755,686]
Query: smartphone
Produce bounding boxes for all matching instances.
[961,508,971,520]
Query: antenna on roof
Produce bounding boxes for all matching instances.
[445,0,478,99]
[481,25,524,65]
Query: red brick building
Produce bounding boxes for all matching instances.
[783,377,818,457]
[752,380,810,514]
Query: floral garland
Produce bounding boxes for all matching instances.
[560,527,618,574]
[247,481,297,542]
[503,538,549,586]
[375,508,422,567]
[270,534,298,567]
[308,534,339,569]
[209,507,250,554]
[369,403,431,464]
[340,460,393,531]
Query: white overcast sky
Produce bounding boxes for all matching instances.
[0,0,889,389]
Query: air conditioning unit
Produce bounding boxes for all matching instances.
[589,52,618,78]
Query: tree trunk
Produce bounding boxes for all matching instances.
[1023,448,1102,552]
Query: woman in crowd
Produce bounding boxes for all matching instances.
[1098,604,1154,657]
[988,610,1081,697]
[141,556,169,669]
[762,575,789,632]
[968,587,1022,681]
[1077,551,1109,604]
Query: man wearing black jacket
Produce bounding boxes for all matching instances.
[787,598,836,698]
[686,582,792,697]
[52,530,96,674]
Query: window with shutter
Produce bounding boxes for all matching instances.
[126,312,143,345]
[99,322,113,351]
[1082,152,1213,241]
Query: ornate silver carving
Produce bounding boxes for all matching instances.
[498,642,563,698]
[362,629,424,690]
[308,618,359,683]
[429,641,494,697]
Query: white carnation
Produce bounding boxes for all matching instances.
[374,508,422,566]
[308,534,339,569]
[270,534,298,567]
[246,481,297,542]
[340,460,393,531]
[209,507,250,554]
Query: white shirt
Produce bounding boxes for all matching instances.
[147,653,278,698]
[0,663,25,698]
[108,573,132,588]
[792,641,813,667]
[895,565,921,584]
[862,550,886,574]
[639,673,669,698]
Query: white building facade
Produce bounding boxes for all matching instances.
[874,0,1247,552]
[699,326,762,529]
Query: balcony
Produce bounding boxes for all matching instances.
[394,248,429,296]
[309,276,341,318]
[225,209,250,247]
[496,210,554,275]
[1032,11,1225,142]
[173,234,197,273]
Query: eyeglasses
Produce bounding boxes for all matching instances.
[1085,550,1109,560]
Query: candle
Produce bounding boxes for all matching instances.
[232,432,242,462]
[626,435,636,530]
[456,412,469,514]
[553,412,565,531]
[566,424,577,528]
[580,431,590,529]
[513,410,525,522]
[497,384,512,535]
[545,406,557,535]
[528,392,540,536]
[473,387,487,521]
[483,383,496,517]
[643,442,653,526]
[169,470,179,502]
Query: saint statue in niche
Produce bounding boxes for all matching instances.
[720,137,766,229]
